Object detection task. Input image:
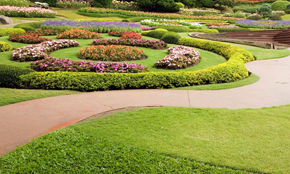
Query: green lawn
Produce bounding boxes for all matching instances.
[2,106,290,173]
[0,88,79,107]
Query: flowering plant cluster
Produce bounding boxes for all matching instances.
[78,8,243,23]
[246,13,262,20]
[272,11,285,16]
[27,29,63,36]
[12,40,79,62]
[209,25,240,29]
[204,22,230,27]
[0,6,57,18]
[78,45,146,61]
[31,57,147,73]
[56,0,90,8]
[140,19,201,28]
[111,0,140,11]
[141,27,156,31]
[154,46,200,69]
[108,31,142,39]
[41,20,142,33]
[56,29,102,39]
[236,19,290,29]
[92,38,167,49]
[9,33,51,44]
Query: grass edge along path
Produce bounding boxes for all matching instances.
[0,126,255,174]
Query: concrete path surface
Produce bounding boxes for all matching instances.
[1,56,290,156]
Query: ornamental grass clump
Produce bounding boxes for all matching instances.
[108,31,142,39]
[154,46,200,69]
[0,6,57,18]
[31,57,147,73]
[9,33,51,44]
[12,40,79,62]
[56,0,90,8]
[92,38,167,49]
[78,45,146,61]
[56,29,102,39]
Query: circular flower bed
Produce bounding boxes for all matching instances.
[31,57,147,73]
[9,33,51,44]
[12,40,79,61]
[78,45,146,61]
[56,29,102,39]
[154,46,200,69]
[92,38,167,49]
[108,31,142,39]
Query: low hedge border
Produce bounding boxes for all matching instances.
[19,38,255,91]
[0,28,25,37]
[13,22,42,31]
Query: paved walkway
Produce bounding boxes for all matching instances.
[0,20,37,28]
[1,56,290,156]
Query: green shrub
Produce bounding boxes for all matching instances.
[161,32,181,44]
[176,2,184,9]
[0,64,34,88]
[233,6,259,13]
[93,0,112,8]
[271,1,290,11]
[14,22,42,31]
[285,3,290,14]
[157,26,188,32]
[268,14,282,20]
[142,30,168,39]
[19,38,254,91]
[0,0,29,7]
[188,29,219,33]
[136,0,179,12]
[45,0,57,7]
[155,28,168,32]
[258,3,272,17]
[0,28,25,36]
[175,0,195,7]
[233,11,248,18]
[0,41,12,52]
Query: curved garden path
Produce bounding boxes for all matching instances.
[1,55,290,156]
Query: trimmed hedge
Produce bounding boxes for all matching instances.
[142,30,168,39]
[271,1,290,11]
[19,38,254,91]
[0,41,12,52]
[161,32,181,44]
[0,28,25,36]
[157,26,188,32]
[0,64,34,88]
[188,29,219,33]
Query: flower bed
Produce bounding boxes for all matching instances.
[56,0,90,8]
[154,46,200,69]
[28,29,64,36]
[108,31,141,39]
[179,8,219,16]
[78,45,146,61]
[41,20,142,33]
[140,19,201,28]
[236,19,290,29]
[92,38,167,49]
[12,40,79,62]
[0,6,57,18]
[78,8,242,23]
[0,0,30,7]
[9,33,51,44]
[30,57,147,73]
[56,29,102,39]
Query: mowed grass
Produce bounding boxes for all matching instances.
[66,106,290,173]
[0,88,79,106]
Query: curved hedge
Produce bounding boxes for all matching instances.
[19,38,255,91]
[0,28,25,36]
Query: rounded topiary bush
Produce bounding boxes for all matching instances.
[258,3,272,17]
[0,41,12,52]
[0,64,34,88]
[285,3,290,14]
[146,30,168,39]
[271,1,290,11]
[176,2,184,9]
[161,32,181,44]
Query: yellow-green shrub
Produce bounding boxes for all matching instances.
[0,28,25,36]
[0,41,12,52]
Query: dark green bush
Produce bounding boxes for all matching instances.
[161,32,181,44]
[136,0,179,12]
[258,3,272,17]
[143,30,168,39]
[19,38,254,91]
[188,29,219,33]
[271,1,290,11]
[93,0,112,8]
[45,0,57,7]
[157,26,188,32]
[0,64,34,88]
[0,41,12,52]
